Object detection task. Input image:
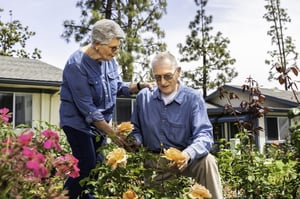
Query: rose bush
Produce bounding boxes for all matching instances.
[81,122,212,199]
[0,108,79,199]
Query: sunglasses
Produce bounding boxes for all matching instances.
[107,45,120,53]
[154,69,177,82]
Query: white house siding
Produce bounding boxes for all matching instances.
[258,117,266,153]
[50,92,60,126]
[32,92,60,127]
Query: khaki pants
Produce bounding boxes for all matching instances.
[145,153,223,199]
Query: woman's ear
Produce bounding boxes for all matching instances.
[177,67,182,74]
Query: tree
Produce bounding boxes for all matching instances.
[177,0,237,98]
[61,0,167,82]
[263,0,299,91]
[0,9,41,59]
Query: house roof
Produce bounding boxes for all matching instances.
[0,55,62,87]
[206,84,299,108]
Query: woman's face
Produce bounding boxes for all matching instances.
[95,38,121,61]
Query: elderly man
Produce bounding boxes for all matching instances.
[128,52,223,198]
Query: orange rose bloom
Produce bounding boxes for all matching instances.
[162,147,186,166]
[117,122,133,135]
[188,183,212,199]
[122,189,138,199]
[106,148,127,170]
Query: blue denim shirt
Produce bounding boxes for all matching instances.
[130,84,213,161]
[59,50,131,135]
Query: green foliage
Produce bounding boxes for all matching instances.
[218,135,300,199]
[0,9,42,59]
[61,0,167,82]
[81,143,195,198]
[288,107,300,156]
[177,0,237,98]
[216,82,300,198]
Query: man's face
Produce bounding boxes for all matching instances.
[152,59,180,95]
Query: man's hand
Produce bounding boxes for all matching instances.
[125,135,141,152]
[177,151,190,171]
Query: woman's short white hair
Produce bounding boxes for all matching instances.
[91,19,125,44]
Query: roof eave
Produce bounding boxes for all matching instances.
[0,77,61,87]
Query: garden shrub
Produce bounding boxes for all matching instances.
[0,108,79,199]
[216,83,300,198]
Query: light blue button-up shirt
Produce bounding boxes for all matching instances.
[130,84,213,161]
[59,50,131,135]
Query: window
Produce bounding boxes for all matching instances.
[113,98,135,124]
[266,116,289,141]
[0,93,13,123]
[228,121,240,139]
[210,115,248,141]
[0,92,32,127]
[212,123,225,141]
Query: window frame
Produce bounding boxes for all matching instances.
[265,116,290,143]
[0,91,33,128]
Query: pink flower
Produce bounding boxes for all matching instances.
[53,154,80,178]
[26,153,49,178]
[22,146,37,158]
[42,129,62,151]
[17,131,34,146]
[0,107,12,124]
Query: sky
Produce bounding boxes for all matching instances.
[1,0,300,89]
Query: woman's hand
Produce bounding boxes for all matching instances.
[109,133,129,148]
[139,81,155,91]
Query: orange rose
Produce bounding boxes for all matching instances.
[106,148,127,170]
[117,122,133,136]
[188,183,212,199]
[272,140,280,147]
[122,189,138,199]
[162,147,186,167]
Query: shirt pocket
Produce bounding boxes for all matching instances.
[88,76,104,106]
[107,71,119,96]
[167,121,188,148]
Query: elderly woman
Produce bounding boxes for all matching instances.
[59,19,152,199]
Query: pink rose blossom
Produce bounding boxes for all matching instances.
[0,107,12,124]
[42,129,62,151]
[22,146,37,158]
[17,131,34,146]
[26,153,49,178]
[53,154,80,178]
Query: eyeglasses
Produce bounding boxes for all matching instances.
[107,45,120,53]
[154,69,177,82]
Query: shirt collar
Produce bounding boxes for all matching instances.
[153,81,184,105]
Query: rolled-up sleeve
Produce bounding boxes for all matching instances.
[117,81,131,96]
